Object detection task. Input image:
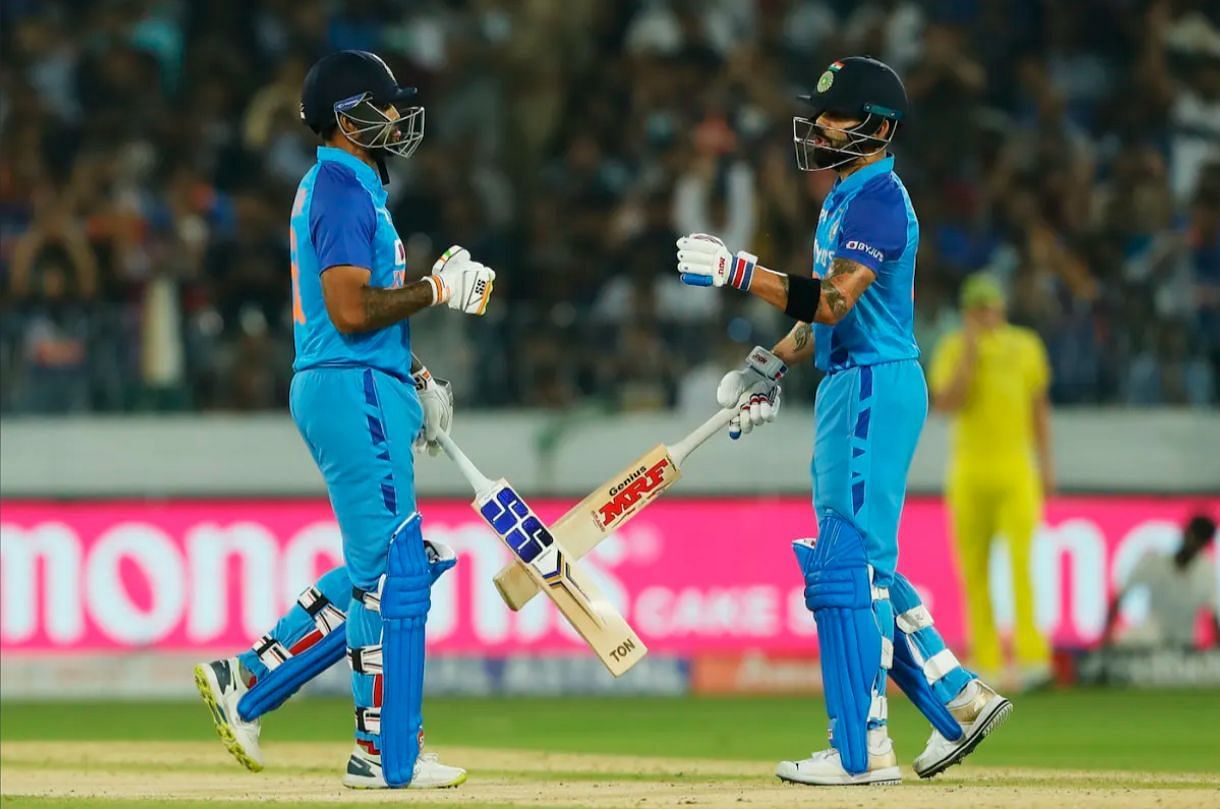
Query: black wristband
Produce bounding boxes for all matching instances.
[783,274,822,322]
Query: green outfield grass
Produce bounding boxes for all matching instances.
[3,688,1219,773]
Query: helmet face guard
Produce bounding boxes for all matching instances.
[333,92,425,160]
[792,110,895,172]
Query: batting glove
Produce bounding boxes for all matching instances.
[412,366,454,457]
[427,245,496,315]
[716,346,786,440]
[424,538,457,585]
[676,233,759,291]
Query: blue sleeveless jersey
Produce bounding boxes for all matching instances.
[812,156,920,372]
[290,147,411,380]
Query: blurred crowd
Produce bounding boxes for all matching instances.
[2,0,1218,413]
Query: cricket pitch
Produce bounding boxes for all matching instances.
[2,741,1218,809]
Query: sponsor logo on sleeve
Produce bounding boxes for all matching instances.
[844,240,884,262]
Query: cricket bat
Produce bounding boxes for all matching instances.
[493,407,737,612]
[435,429,647,677]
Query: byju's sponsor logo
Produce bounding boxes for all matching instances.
[844,240,884,262]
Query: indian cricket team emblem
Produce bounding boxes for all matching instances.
[817,60,843,94]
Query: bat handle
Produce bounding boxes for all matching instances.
[668,407,737,467]
[435,430,497,497]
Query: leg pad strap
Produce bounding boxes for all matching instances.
[886,573,966,741]
[237,567,352,721]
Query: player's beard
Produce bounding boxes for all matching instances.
[794,113,892,171]
[812,144,858,169]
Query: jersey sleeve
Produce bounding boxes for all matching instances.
[835,184,909,273]
[308,163,376,273]
[927,332,962,395]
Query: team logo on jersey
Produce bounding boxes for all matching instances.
[394,239,405,265]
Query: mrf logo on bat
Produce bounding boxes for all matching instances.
[595,457,673,528]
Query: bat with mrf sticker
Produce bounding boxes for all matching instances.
[492,407,736,612]
[435,429,647,677]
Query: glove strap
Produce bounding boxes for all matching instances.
[729,251,758,291]
[745,346,787,382]
[424,275,449,306]
[411,366,433,391]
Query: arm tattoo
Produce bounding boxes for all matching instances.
[361,282,435,331]
[792,322,812,351]
[822,285,849,321]
[822,257,867,321]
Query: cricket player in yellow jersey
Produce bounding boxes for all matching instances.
[928,274,1054,688]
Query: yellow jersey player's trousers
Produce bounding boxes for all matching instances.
[946,459,1049,675]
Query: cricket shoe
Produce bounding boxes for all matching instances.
[342,744,467,789]
[194,657,263,772]
[776,744,901,786]
[913,679,1012,778]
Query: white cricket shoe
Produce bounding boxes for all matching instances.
[777,745,902,786]
[194,657,264,772]
[342,744,467,789]
[913,679,1013,778]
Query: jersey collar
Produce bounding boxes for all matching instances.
[316,146,384,197]
[834,154,895,195]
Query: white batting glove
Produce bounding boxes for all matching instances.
[427,245,495,315]
[412,366,453,457]
[716,346,787,440]
[676,233,759,291]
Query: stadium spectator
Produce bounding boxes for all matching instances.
[1103,514,1219,648]
[1,0,1216,413]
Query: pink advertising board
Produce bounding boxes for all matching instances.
[1,496,1216,656]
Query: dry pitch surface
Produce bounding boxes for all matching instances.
[2,741,1218,809]
[4,692,1218,809]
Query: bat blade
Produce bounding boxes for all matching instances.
[474,478,647,676]
[493,443,682,611]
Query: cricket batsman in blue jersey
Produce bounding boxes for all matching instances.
[675,56,1012,785]
[194,50,495,789]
